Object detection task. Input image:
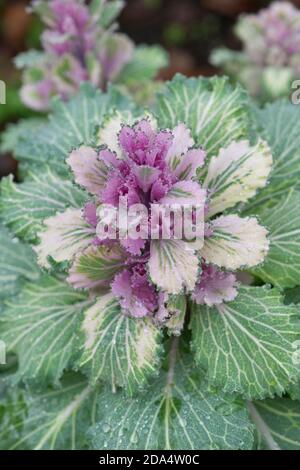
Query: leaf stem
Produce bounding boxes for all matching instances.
[166,336,179,392]
[247,401,280,451]
[164,336,179,450]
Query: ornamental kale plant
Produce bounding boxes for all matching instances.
[35,112,270,319]
[16,0,168,111]
[1,74,300,450]
[211,1,300,101]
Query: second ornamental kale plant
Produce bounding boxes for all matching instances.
[211,1,300,101]
[17,0,167,110]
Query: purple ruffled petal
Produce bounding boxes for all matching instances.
[191,264,238,307]
[101,170,141,207]
[98,148,120,169]
[119,122,172,168]
[83,202,98,228]
[120,238,146,256]
[112,264,158,318]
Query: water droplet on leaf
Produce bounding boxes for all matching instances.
[130,431,139,444]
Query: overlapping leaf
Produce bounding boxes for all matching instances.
[156,74,251,158]
[249,399,300,450]
[79,294,163,395]
[91,0,124,27]
[244,100,300,211]
[88,339,254,450]
[190,286,300,399]
[118,45,168,84]
[8,83,135,177]
[0,373,97,450]
[249,190,300,288]
[0,381,28,450]
[285,287,300,306]
[0,169,88,243]
[0,118,44,155]
[0,224,40,300]
[0,276,91,386]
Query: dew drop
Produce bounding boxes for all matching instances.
[208,443,220,450]
[130,431,139,444]
[216,403,232,415]
[103,423,111,433]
